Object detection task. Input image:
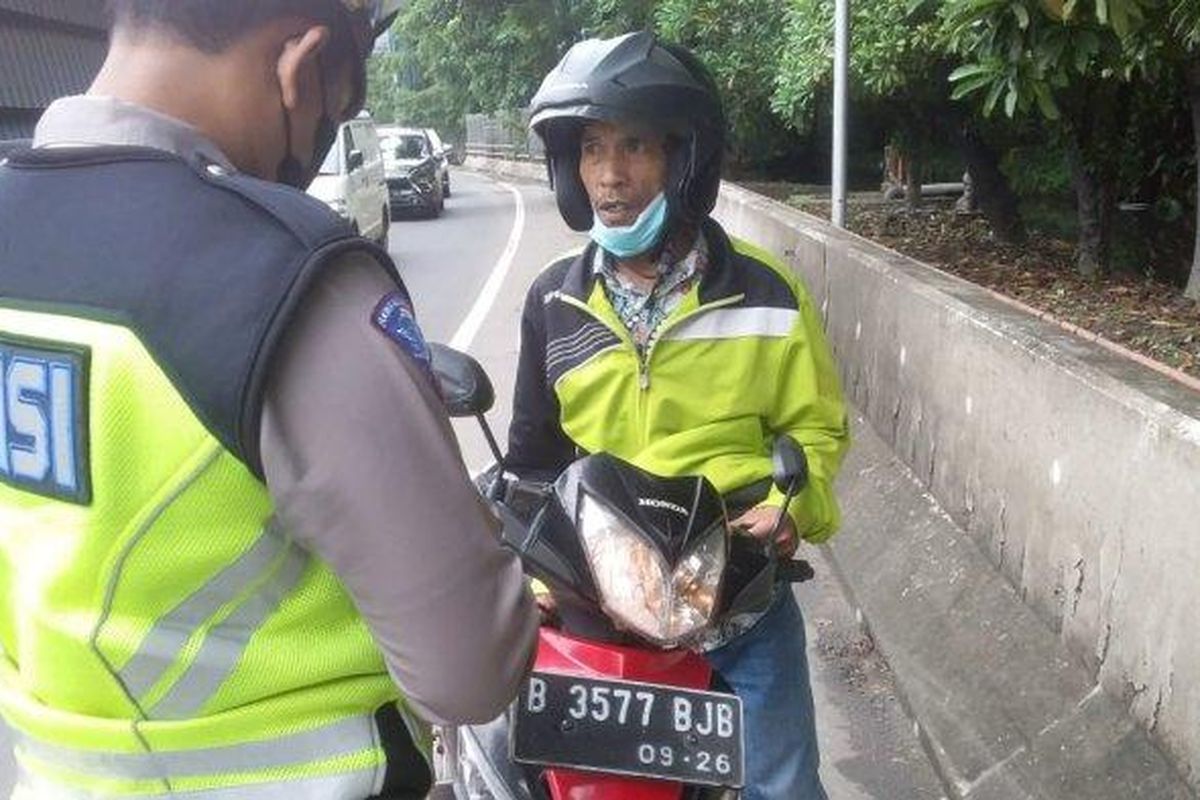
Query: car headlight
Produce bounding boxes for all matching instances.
[579,494,726,646]
[407,166,436,193]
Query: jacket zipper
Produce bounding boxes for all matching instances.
[556,291,746,451]
[636,293,745,450]
[639,293,746,391]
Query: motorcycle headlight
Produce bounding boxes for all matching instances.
[579,494,726,646]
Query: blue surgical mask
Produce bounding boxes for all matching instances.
[589,193,669,259]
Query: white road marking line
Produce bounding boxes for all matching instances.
[449,181,525,351]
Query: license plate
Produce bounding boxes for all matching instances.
[511,671,744,788]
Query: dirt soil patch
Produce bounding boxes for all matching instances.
[744,185,1200,383]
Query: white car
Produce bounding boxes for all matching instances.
[308,115,390,245]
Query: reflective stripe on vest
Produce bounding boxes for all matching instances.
[114,519,310,719]
[0,308,407,795]
[15,765,379,800]
[14,714,384,799]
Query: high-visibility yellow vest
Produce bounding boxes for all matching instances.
[0,145,431,799]
[0,305,429,799]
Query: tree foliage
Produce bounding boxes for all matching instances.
[367,0,591,136]
[942,0,1145,121]
[370,0,1200,297]
[773,0,944,126]
[940,0,1197,280]
[653,0,792,161]
[1174,2,1200,47]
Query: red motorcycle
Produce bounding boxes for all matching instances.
[430,345,811,800]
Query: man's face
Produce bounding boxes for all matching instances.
[578,121,669,227]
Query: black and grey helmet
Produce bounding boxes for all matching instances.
[529,32,726,232]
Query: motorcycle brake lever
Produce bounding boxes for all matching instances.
[729,525,815,582]
[778,559,816,583]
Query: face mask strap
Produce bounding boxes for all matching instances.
[276,54,337,190]
[317,54,331,120]
[276,100,305,188]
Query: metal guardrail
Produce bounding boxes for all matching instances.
[464,111,544,160]
[462,145,543,162]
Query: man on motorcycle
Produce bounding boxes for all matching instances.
[509,32,850,800]
[0,1,537,797]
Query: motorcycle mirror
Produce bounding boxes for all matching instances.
[771,436,809,495]
[429,343,495,417]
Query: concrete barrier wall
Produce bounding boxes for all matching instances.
[714,183,1200,788]
[465,155,1200,787]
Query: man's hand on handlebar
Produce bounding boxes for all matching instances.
[731,506,799,559]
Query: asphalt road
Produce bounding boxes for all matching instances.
[0,170,946,799]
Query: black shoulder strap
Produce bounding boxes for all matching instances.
[0,146,405,478]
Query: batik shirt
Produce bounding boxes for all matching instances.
[594,231,709,360]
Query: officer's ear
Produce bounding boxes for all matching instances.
[276,25,330,113]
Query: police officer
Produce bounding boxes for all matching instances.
[0,2,537,798]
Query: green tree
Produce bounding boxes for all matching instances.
[944,0,1154,277]
[946,0,1199,293]
[773,0,1027,239]
[1101,0,1200,294]
[582,0,656,35]
[1166,0,1200,299]
[654,0,794,166]
[775,0,948,210]
[373,1,659,148]
[373,0,583,128]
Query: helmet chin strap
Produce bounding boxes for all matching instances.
[669,130,700,224]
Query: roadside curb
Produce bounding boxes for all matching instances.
[828,413,1193,799]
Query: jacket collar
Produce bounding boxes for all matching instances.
[33,95,236,173]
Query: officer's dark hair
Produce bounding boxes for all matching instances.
[105,0,349,55]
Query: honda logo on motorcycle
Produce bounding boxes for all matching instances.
[637,497,688,516]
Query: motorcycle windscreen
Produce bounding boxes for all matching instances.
[557,453,726,566]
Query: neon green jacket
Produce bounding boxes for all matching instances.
[507,220,850,542]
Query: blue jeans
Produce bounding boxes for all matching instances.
[706,590,827,800]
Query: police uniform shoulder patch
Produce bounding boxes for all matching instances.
[371,291,434,375]
[0,333,91,505]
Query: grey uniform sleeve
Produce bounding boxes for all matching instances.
[259,252,538,726]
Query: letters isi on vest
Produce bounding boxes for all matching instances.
[0,336,90,504]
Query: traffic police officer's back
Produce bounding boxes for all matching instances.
[0,2,538,798]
